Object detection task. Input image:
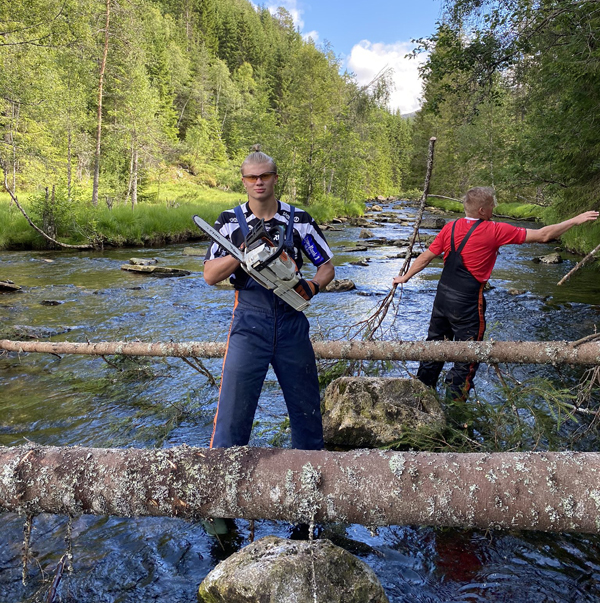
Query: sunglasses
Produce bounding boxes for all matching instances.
[242,171,277,183]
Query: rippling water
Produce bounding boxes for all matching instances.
[1,202,600,602]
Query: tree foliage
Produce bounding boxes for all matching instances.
[410,0,600,253]
[0,0,413,218]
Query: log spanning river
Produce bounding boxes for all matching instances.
[1,201,600,602]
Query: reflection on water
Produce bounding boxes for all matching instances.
[1,202,600,601]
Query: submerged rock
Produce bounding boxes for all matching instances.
[419,217,446,230]
[324,279,356,293]
[182,246,205,256]
[120,264,191,277]
[198,536,389,603]
[338,245,368,253]
[533,252,563,264]
[322,377,445,448]
[128,257,158,265]
[0,280,21,292]
[4,324,73,339]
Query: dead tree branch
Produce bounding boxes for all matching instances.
[1,338,600,365]
[353,136,437,339]
[557,242,600,286]
[1,169,94,250]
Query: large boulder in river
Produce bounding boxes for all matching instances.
[322,377,445,448]
[197,536,389,603]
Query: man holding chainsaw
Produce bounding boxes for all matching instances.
[203,147,335,451]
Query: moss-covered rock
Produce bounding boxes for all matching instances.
[321,377,445,448]
[197,536,389,603]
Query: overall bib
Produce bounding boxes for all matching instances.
[417,219,486,400]
[210,206,324,450]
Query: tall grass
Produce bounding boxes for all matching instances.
[426,196,544,221]
[0,185,365,250]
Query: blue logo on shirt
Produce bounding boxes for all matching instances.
[302,235,323,264]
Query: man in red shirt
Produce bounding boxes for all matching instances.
[393,186,598,402]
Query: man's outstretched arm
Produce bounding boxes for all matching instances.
[525,211,599,243]
[393,249,439,285]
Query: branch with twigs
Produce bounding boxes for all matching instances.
[351,137,437,340]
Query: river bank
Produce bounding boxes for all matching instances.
[0,189,364,251]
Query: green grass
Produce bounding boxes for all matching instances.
[425,196,544,221]
[493,202,544,221]
[0,183,365,250]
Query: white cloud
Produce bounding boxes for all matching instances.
[346,40,427,115]
[302,30,319,43]
[267,0,305,30]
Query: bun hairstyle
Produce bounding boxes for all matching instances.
[241,144,277,174]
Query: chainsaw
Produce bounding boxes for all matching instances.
[192,214,310,311]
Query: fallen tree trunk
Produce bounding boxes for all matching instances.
[2,445,600,533]
[1,339,600,365]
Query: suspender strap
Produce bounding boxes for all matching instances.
[233,205,249,238]
[235,202,295,250]
[451,219,483,253]
[285,205,295,251]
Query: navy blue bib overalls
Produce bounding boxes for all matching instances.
[210,206,324,450]
[417,219,486,401]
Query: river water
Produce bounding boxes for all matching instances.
[1,201,600,602]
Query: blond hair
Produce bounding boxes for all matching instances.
[463,187,496,214]
[241,144,277,174]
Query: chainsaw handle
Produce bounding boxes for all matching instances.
[251,225,286,271]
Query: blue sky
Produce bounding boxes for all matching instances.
[266,0,444,114]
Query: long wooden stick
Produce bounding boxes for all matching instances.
[2,338,600,365]
[353,137,438,339]
[557,242,600,286]
[398,136,437,277]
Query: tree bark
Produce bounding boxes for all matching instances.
[1,338,599,366]
[2,445,600,533]
[91,0,111,207]
[131,145,138,209]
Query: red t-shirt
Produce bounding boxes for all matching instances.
[429,218,527,283]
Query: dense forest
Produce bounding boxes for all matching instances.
[1,0,599,255]
[0,0,411,215]
[409,0,600,253]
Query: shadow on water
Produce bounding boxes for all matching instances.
[1,202,600,601]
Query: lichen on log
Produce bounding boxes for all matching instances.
[3,445,600,533]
